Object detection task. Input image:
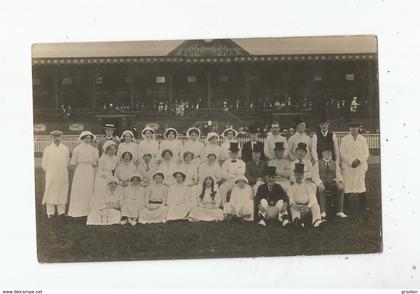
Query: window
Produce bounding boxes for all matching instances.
[156,76,166,84]
[32,78,40,86]
[219,75,228,82]
[345,73,355,81]
[187,75,197,83]
[62,77,72,85]
[313,74,322,82]
[96,77,103,84]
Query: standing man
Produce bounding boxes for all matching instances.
[311,115,340,163]
[288,117,313,162]
[41,130,69,218]
[340,121,370,212]
[97,123,119,156]
[242,125,265,163]
[245,144,267,194]
[264,122,289,160]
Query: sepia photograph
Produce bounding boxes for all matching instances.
[32,35,382,263]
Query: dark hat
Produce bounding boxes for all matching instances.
[229,142,240,152]
[348,121,360,127]
[293,162,305,173]
[252,143,263,153]
[273,142,285,151]
[294,116,306,126]
[248,125,258,133]
[263,166,277,177]
[318,113,329,123]
[296,142,307,152]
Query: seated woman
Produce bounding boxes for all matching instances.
[158,149,178,186]
[121,173,146,226]
[137,153,158,187]
[223,175,254,221]
[94,141,118,195]
[166,171,195,221]
[138,171,168,224]
[178,151,199,195]
[198,152,222,185]
[115,151,137,187]
[159,128,182,164]
[87,176,123,225]
[189,176,224,222]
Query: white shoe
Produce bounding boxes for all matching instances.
[321,212,326,218]
[128,218,137,226]
[313,219,326,228]
[336,212,348,218]
[257,219,266,226]
[120,219,128,225]
[282,219,290,227]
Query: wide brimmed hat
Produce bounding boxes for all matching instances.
[234,175,249,184]
[293,162,305,173]
[273,142,285,151]
[121,130,134,139]
[263,166,277,177]
[228,142,240,152]
[79,130,94,140]
[295,142,307,152]
[129,173,142,182]
[172,171,186,179]
[164,128,178,138]
[102,123,116,129]
[106,176,119,185]
[206,132,219,141]
[187,127,201,137]
[142,127,155,135]
[222,127,238,137]
[50,130,63,136]
[152,171,165,179]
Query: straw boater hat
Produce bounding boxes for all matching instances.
[222,127,238,137]
[121,130,134,139]
[79,130,95,140]
[186,127,201,137]
[234,175,249,184]
[129,173,142,182]
[102,123,116,130]
[206,132,219,141]
[172,170,186,180]
[293,162,305,173]
[106,176,119,185]
[50,130,63,136]
[164,128,178,139]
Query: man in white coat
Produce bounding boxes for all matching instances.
[41,130,69,218]
[339,121,370,212]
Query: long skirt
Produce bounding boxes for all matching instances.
[138,204,168,224]
[86,208,121,225]
[223,200,254,221]
[166,203,193,221]
[68,163,95,217]
[188,206,224,222]
[94,171,113,195]
[121,199,144,218]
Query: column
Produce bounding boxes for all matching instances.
[206,72,212,108]
[168,73,173,118]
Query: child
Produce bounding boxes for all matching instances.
[198,152,222,185]
[268,142,292,191]
[188,176,224,222]
[116,130,138,165]
[68,130,99,218]
[166,171,195,221]
[203,132,223,163]
[87,176,123,225]
[94,141,118,194]
[159,128,183,164]
[137,153,158,187]
[223,175,254,221]
[158,149,178,186]
[138,171,169,224]
[121,174,146,226]
[182,127,205,166]
[138,126,159,163]
[115,151,137,187]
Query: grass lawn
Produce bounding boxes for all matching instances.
[35,164,382,263]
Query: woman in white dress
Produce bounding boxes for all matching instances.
[116,130,138,165]
[68,130,99,218]
[138,171,168,224]
[158,149,178,186]
[138,127,159,163]
[198,152,222,185]
[115,151,137,188]
[166,171,195,221]
[178,151,199,187]
[94,141,118,194]
[182,127,205,166]
[220,127,240,161]
[137,153,158,187]
[159,128,182,164]
[86,176,123,225]
[203,132,223,163]
[121,173,146,226]
[188,176,224,222]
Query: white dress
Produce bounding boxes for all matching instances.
[188,187,224,222]
[198,162,222,184]
[203,143,223,162]
[86,186,123,225]
[138,183,168,224]
[116,142,138,164]
[138,139,159,163]
[94,154,118,194]
[137,160,158,186]
[159,160,178,186]
[182,140,205,165]
[340,134,369,193]
[115,161,137,187]
[178,162,198,186]
[159,139,183,163]
[166,183,195,220]
[122,185,146,218]
[68,143,99,217]
[41,143,69,206]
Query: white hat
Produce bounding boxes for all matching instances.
[164,128,178,139]
[152,170,165,179]
[142,126,155,135]
[186,127,201,137]
[50,130,63,136]
[222,127,238,137]
[206,132,219,141]
[234,175,249,184]
[129,173,142,182]
[106,176,119,185]
[79,130,94,140]
[121,130,134,139]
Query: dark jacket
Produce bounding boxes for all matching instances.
[254,183,289,218]
[245,159,267,186]
[241,141,266,163]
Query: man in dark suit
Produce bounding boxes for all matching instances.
[245,144,267,194]
[255,166,290,227]
[242,125,265,163]
[97,123,120,156]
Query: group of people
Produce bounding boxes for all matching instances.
[41,115,370,229]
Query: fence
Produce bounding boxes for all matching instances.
[34,132,380,154]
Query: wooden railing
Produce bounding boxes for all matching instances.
[33,132,380,154]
